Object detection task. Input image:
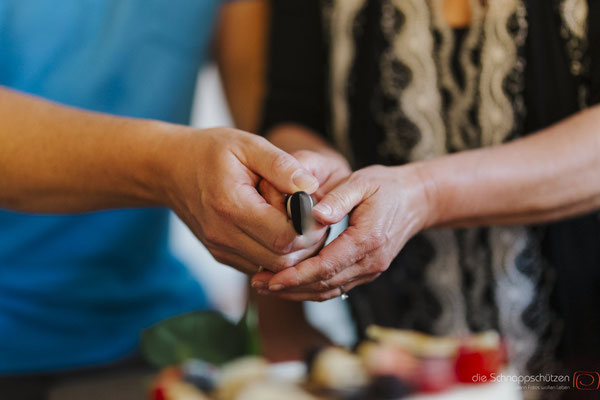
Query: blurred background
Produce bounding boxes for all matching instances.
[168,64,356,347]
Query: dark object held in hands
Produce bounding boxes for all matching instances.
[286,191,314,235]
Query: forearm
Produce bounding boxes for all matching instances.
[216,0,268,132]
[421,106,600,228]
[261,106,600,299]
[0,87,173,213]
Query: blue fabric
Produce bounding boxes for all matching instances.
[0,0,225,373]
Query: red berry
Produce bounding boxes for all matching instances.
[152,386,167,400]
[455,347,502,384]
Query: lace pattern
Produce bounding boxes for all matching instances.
[559,0,590,107]
[324,0,588,385]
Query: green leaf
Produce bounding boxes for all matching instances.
[238,303,261,356]
[140,311,247,368]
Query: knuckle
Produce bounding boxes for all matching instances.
[315,280,331,291]
[319,261,338,281]
[274,255,296,270]
[350,165,384,189]
[250,134,269,146]
[203,230,221,247]
[211,251,227,265]
[372,259,389,274]
[329,190,346,205]
[271,152,296,173]
[236,129,256,144]
[365,230,386,250]
[211,193,236,219]
[199,219,221,244]
[213,203,234,220]
[271,233,295,254]
[292,149,316,164]
[349,169,369,185]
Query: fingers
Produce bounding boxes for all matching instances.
[257,149,352,210]
[292,150,352,201]
[230,233,326,272]
[258,273,379,302]
[256,178,330,253]
[241,136,319,194]
[232,184,327,254]
[210,249,263,275]
[312,177,368,225]
[271,259,378,293]
[256,149,352,222]
[265,224,381,290]
[258,179,287,214]
[250,270,275,289]
[211,230,325,275]
[225,223,328,273]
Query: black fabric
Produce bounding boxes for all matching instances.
[523,0,580,132]
[541,0,600,374]
[262,0,600,372]
[260,0,328,137]
[590,0,600,105]
[346,0,403,168]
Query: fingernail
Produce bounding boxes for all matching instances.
[292,171,318,191]
[269,284,285,291]
[251,281,267,289]
[313,203,332,216]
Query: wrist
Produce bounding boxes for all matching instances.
[397,162,442,231]
[134,119,195,209]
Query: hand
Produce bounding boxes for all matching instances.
[162,127,328,274]
[257,149,352,215]
[251,149,352,287]
[252,164,434,301]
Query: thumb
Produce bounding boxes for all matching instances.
[312,177,367,225]
[244,138,319,194]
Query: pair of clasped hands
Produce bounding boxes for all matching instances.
[179,128,429,302]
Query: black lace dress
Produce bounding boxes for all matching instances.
[261,0,600,384]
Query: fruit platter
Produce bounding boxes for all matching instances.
[144,313,518,400]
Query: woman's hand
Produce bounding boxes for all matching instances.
[252,164,435,301]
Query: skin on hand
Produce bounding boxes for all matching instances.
[250,149,352,287]
[160,126,329,275]
[257,149,352,214]
[252,164,433,302]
